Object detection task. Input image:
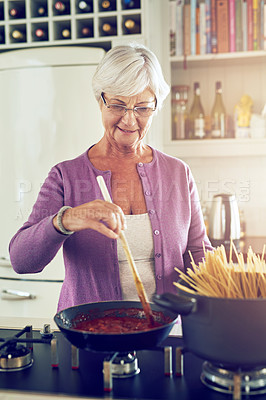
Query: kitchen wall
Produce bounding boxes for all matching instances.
[182,155,266,238]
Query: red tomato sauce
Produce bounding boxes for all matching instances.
[72,308,172,334]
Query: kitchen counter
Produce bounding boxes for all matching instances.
[243,236,266,254]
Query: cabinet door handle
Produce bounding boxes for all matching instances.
[1,289,36,300]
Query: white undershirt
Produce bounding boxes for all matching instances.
[117,213,156,301]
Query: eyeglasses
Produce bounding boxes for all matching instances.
[101,92,157,118]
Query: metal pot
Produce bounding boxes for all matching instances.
[54,300,178,352]
[153,282,266,369]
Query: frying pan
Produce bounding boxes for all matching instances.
[153,280,266,369]
[54,300,178,352]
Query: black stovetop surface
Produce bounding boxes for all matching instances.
[0,327,265,400]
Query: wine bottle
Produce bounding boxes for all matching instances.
[124,19,140,34]
[37,6,47,16]
[99,0,116,11]
[33,27,48,41]
[9,4,26,19]
[54,1,70,15]
[0,3,4,20]
[31,2,48,18]
[80,26,92,37]
[211,81,226,138]
[188,82,205,139]
[10,29,26,42]
[100,22,116,36]
[77,1,93,13]
[61,28,71,38]
[122,0,140,9]
[0,31,5,44]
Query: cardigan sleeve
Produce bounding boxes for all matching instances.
[9,166,68,274]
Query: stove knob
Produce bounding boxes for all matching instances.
[40,324,53,338]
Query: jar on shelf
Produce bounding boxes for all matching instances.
[171,85,189,140]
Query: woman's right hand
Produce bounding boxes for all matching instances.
[52,200,126,239]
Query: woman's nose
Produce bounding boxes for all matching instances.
[121,109,138,126]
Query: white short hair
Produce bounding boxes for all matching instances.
[92,43,170,110]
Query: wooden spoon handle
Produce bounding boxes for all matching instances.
[96,176,154,324]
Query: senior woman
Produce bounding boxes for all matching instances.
[9,43,212,311]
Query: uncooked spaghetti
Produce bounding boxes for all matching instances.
[174,242,266,299]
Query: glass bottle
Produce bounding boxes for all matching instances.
[211,81,226,138]
[188,82,205,139]
[171,85,189,140]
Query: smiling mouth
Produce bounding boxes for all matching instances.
[118,127,136,134]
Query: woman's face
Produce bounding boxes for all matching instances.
[100,88,156,149]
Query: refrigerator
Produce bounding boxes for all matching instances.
[0,46,105,325]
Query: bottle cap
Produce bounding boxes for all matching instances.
[216,81,222,90]
[194,82,200,90]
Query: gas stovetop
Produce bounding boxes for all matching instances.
[0,326,266,400]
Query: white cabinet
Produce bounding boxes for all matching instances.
[0,253,64,329]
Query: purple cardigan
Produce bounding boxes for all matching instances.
[9,147,212,311]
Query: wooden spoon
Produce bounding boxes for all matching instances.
[96,175,154,325]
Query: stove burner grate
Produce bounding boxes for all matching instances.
[0,344,33,372]
[0,325,57,372]
[201,361,266,397]
[104,352,140,379]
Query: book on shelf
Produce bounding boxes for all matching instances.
[169,1,176,56]
[253,0,259,50]
[216,0,229,53]
[247,0,253,49]
[191,0,197,55]
[169,0,184,56]
[205,0,212,53]
[176,1,184,56]
[183,0,191,55]
[196,2,200,54]
[260,0,265,49]
[229,0,236,52]
[199,1,207,54]
[168,0,266,57]
[211,0,217,53]
[242,0,248,51]
[262,2,266,50]
[235,0,243,51]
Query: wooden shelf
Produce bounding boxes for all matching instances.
[170,50,266,69]
[164,138,266,158]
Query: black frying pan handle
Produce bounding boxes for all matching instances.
[153,293,196,316]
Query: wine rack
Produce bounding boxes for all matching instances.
[0,0,144,49]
